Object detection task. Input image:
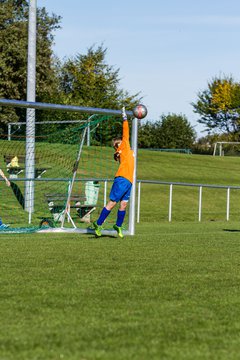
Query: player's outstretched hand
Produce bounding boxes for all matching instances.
[122,106,127,121]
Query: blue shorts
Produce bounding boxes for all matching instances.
[109,177,132,203]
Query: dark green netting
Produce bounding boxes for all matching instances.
[0,113,127,233]
[0,226,40,234]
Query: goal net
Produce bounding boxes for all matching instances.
[0,100,137,235]
[213,142,240,156]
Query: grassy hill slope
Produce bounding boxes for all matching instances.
[137,151,240,223]
[137,150,240,185]
[1,140,240,225]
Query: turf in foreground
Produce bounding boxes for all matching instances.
[0,221,240,359]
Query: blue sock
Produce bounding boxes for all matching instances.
[116,210,126,227]
[97,207,111,225]
[0,218,2,226]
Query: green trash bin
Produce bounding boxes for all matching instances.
[84,181,100,205]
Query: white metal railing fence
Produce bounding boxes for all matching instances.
[136,180,240,223]
[2,177,239,224]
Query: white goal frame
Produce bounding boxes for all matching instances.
[213,142,240,156]
[0,98,138,236]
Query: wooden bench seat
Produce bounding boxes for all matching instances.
[45,193,86,204]
[4,154,50,179]
[45,193,97,223]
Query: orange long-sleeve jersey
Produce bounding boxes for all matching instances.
[114,120,135,183]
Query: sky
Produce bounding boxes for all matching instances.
[37,0,240,137]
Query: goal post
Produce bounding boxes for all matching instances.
[0,98,139,235]
[213,142,240,156]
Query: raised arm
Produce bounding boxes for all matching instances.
[121,106,129,142]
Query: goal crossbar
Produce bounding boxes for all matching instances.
[0,98,133,117]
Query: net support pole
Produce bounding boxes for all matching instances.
[24,0,37,214]
[128,117,138,235]
[8,124,11,141]
[61,127,88,228]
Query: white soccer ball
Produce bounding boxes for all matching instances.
[132,104,148,119]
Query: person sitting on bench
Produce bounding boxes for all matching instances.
[7,156,19,168]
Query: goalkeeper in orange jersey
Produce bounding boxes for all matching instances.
[93,106,134,238]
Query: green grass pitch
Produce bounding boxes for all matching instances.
[1,221,240,359]
[1,149,240,358]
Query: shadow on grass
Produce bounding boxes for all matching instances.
[86,234,117,240]
[223,229,240,232]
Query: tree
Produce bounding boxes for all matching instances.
[138,120,159,148]
[56,45,141,144]
[0,3,141,142]
[191,76,240,134]
[58,45,140,109]
[158,114,196,148]
[138,114,196,149]
[0,0,61,125]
